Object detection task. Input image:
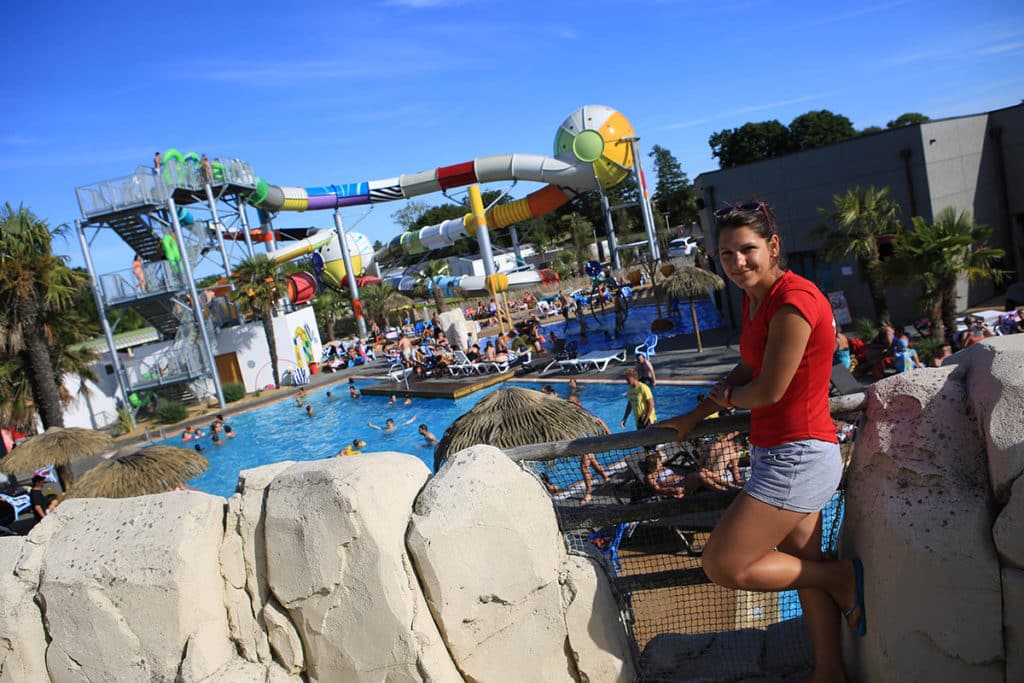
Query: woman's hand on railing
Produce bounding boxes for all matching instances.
[654,412,701,443]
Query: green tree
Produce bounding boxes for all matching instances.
[390,200,432,230]
[648,144,699,235]
[415,260,450,313]
[0,203,91,486]
[311,287,350,340]
[560,214,594,273]
[858,126,884,136]
[709,120,795,168]
[357,282,397,325]
[887,207,1004,345]
[789,110,856,151]
[229,255,286,388]
[887,113,930,129]
[814,186,903,324]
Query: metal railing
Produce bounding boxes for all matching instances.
[76,168,169,218]
[99,262,184,305]
[505,393,865,681]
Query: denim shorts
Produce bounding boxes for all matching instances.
[743,439,842,513]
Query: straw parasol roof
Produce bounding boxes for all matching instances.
[656,266,726,352]
[0,427,115,475]
[63,444,209,500]
[434,386,607,468]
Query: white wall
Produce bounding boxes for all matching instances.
[61,372,119,431]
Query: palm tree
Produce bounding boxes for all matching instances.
[815,186,902,324]
[887,207,1004,345]
[229,255,286,388]
[0,204,87,487]
[656,266,726,351]
[312,287,350,341]
[415,259,450,313]
[358,282,397,327]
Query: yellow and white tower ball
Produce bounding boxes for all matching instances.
[319,231,375,287]
[553,104,636,189]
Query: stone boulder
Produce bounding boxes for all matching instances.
[0,537,48,683]
[560,552,637,682]
[842,367,1003,682]
[439,309,473,350]
[37,492,235,682]
[262,453,460,683]
[955,336,1024,503]
[407,445,575,682]
[222,461,296,669]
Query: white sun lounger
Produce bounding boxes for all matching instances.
[560,348,627,373]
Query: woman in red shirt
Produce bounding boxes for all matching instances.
[658,202,864,682]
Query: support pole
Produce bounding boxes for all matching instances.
[625,137,660,262]
[333,210,368,340]
[205,184,233,280]
[168,197,226,408]
[510,225,523,266]
[468,185,506,335]
[598,185,621,270]
[237,199,256,259]
[75,220,134,429]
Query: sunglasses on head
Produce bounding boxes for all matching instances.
[714,201,776,232]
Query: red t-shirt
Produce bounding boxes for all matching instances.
[740,270,838,448]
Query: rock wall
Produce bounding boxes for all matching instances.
[0,450,635,682]
[843,335,1024,682]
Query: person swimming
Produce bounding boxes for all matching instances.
[367,416,417,433]
[338,438,367,457]
[418,424,438,446]
[349,385,360,399]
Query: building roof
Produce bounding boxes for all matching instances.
[72,327,160,353]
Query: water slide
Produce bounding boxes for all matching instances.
[244,105,636,297]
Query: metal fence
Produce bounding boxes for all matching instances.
[505,393,865,681]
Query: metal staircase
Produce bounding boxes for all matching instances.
[77,159,258,406]
[107,214,163,261]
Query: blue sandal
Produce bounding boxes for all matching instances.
[842,558,867,637]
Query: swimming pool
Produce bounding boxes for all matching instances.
[175,380,708,498]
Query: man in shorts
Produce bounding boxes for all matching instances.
[621,367,657,429]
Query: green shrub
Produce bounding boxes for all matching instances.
[114,407,134,436]
[156,400,189,424]
[912,336,942,366]
[849,317,877,341]
[222,382,246,403]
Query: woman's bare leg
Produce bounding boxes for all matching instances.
[701,494,859,678]
[777,512,844,682]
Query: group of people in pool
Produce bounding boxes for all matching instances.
[181,414,236,450]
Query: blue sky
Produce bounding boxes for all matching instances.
[2,0,1021,277]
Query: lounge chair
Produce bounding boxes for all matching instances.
[829,363,864,396]
[635,334,658,358]
[542,340,578,374]
[572,348,627,373]
[386,359,413,383]
[449,350,485,376]
[0,493,30,520]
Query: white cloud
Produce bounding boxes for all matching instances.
[662,92,836,130]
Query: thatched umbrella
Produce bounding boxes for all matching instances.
[657,266,726,352]
[0,427,115,490]
[63,444,209,499]
[434,386,607,469]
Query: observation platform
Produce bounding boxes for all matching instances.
[76,158,257,224]
[360,370,514,400]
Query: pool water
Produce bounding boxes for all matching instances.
[175,380,707,498]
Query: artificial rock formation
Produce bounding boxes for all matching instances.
[261,454,461,683]
[407,444,636,683]
[842,335,1024,682]
[0,449,636,682]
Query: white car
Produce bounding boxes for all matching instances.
[667,236,698,258]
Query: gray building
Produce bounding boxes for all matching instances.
[694,103,1023,330]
